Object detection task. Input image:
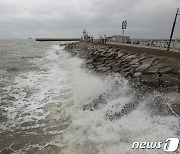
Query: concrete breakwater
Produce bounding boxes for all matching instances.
[65,42,180,116]
[65,42,180,90]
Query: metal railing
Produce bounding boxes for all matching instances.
[91,38,180,52]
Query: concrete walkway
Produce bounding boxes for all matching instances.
[107,42,180,53]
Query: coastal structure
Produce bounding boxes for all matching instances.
[65,42,180,91]
[36,38,80,41]
[64,41,180,117]
[95,37,180,52]
[111,35,130,43]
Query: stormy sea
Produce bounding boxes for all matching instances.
[0,39,179,154]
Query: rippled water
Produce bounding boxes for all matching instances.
[0,39,179,154]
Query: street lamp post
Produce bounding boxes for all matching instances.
[122,21,127,36]
[167,8,180,51]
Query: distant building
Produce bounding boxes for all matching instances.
[105,36,113,42]
[82,29,93,42]
[111,35,130,43]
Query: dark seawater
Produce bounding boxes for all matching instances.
[0,39,179,154]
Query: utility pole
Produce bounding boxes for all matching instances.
[167,8,180,51]
[122,21,127,36]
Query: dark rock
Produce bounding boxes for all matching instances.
[131,62,141,69]
[139,52,147,58]
[117,52,124,58]
[145,63,165,74]
[106,62,116,67]
[120,63,130,69]
[92,55,101,59]
[105,59,114,64]
[105,54,116,60]
[112,65,122,72]
[107,49,116,55]
[106,100,139,120]
[140,57,155,65]
[121,66,134,73]
[121,71,133,78]
[138,53,147,61]
[85,59,94,64]
[151,59,160,66]
[159,66,173,74]
[160,74,179,86]
[161,86,179,92]
[168,98,180,116]
[83,94,107,111]
[120,54,130,60]
[100,50,107,55]
[7,67,19,72]
[145,67,159,74]
[138,56,146,61]
[0,149,14,154]
[121,55,132,62]
[96,66,110,72]
[136,64,151,72]
[123,55,137,61]
[86,54,94,59]
[130,58,140,65]
[96,64,106,68]
[171,68,180,75]
[147,96,174,116]
[140,74,159,86]
[86,64,95,69]
[93,62,103,66]
[106,61,117,67]
[133,72,142,77]
[109,51,117,56]
[112,61,122,67]
[94,57,106,62]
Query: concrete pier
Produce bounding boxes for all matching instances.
[36,38,80,41]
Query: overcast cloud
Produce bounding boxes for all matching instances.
[0,0,180,39]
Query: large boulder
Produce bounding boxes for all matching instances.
[112,65,122,72]
[159,66,174,74]
[86,64,95,69]
[96,66,111,72]
[116,52,125,58]
[160,74,179,86]
[140,57,156,65]
[140,74,159,86]
[136,64,151,72]
[144,63,165,74]
[130,58,140,65]
[133,72,142,77]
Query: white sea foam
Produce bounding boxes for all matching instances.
[60,82,180,154]
[0,45,71,132]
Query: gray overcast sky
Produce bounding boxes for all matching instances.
[0,0,180,39]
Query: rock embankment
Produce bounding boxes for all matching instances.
[64,42,180,92]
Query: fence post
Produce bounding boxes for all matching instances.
[160,39,163,49]
[139,38,142,47]
[150,39,152,47]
